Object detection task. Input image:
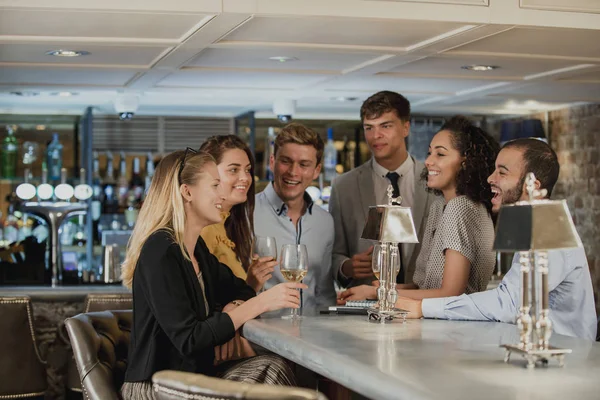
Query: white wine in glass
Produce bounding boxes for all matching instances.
[279,244,308,320]
[280,269,307,282]
[372,244,382,281]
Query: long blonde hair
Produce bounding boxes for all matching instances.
[121,149,216,288]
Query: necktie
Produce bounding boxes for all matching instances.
[385,172,400,198]
[385,171,405,284]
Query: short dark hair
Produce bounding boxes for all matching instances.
[501,138,559,197]
[274,123,325,165]
[360,91,411,123]
[421,115,500,214]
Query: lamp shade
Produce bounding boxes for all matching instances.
[520,119,546,139]
[500,121,522,143]
[493,200,582,252]
[361,205,419,243]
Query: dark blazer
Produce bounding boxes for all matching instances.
[124,229,256,382]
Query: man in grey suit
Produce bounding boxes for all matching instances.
[329,91,437,289]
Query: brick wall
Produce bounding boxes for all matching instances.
[548,104,600,315]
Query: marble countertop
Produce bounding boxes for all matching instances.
[0,284,130,301]
[242,312,600,400]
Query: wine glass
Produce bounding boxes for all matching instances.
[253,236,277,260]
[279,244,308,320]
[372,244,386,309]
[372,244,383,281]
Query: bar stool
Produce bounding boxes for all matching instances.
[152,370,328,400]
[65,310,132,400]
[0,296,47,399]
[65,293,132,398]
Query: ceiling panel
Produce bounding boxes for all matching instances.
[0,43,170,66]
[450,27,600,59]
[557,68,600,82]
[322,75,502,94]
[0,67,138,86]
[188,48,383,71]
[486,82,600,102]
[220,16,469,48]
[0,9,209,40]
[157,70,332,89]
[385,55,585,79]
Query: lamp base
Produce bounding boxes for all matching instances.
[501,344,572,369]
[367,307,409,324]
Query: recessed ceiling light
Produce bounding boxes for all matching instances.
[36,125,46,131]
[10,91,40,97]
[45,49,90,57]
[461,65,499,72]
[268,56,298,63]
[50,91,78,97]
[332,96,358,102]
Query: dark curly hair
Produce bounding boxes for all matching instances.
[421,116,500,214]
[200,135,255,271]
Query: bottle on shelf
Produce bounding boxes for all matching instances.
[130,156,145,204]
[46,133,63,182]
[264,127,276,181]
[341,135,354,173]
[91,152,103,244]
[323,127,338,182]
[117,151,129,211]
[103,151,119,214]
[2,125,18,179]
[144,152,154,198]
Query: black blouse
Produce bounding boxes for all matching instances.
[124,229,256,382]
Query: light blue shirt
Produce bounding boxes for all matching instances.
[422,247,597,340]
[254,183,336,309]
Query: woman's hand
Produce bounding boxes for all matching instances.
[336,284,377,304]
[246,255,277,292]
[256,282,307,312]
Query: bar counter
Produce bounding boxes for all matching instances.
[0,284,130,301]
[242,312,600,400]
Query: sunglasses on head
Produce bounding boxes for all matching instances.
[178,147,198,183]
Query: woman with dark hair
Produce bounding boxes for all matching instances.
[338,116,499,302]
[200,135,276,292]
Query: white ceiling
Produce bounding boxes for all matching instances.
[0,0,599,120]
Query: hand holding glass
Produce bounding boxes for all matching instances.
[279,244,308,319]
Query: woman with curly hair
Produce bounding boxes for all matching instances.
[338,115,499,302]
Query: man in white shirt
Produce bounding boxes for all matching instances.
[329,91,436,288]
[396,138,597,340]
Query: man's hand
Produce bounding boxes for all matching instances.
[341,246,374,279]
[337,284,377,304]
[246,255,277,292]
[395,296,423,319]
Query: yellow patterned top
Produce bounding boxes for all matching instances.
[201,211,247,280]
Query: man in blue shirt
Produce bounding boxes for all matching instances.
[396,138,597,340]
[254,123,336,309]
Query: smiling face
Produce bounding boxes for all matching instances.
[363,110,409,169]
[487,147,529,214]
[270,143,321,204]
[424,130,464,197]
[217,148,252,210]
[182,162,224,225]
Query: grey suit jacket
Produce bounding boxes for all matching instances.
[329,157,437,287]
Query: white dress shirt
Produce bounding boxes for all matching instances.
[422,248,597,340]
[371,156,415,207]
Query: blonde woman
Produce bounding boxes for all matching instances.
[120,149,306,399]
